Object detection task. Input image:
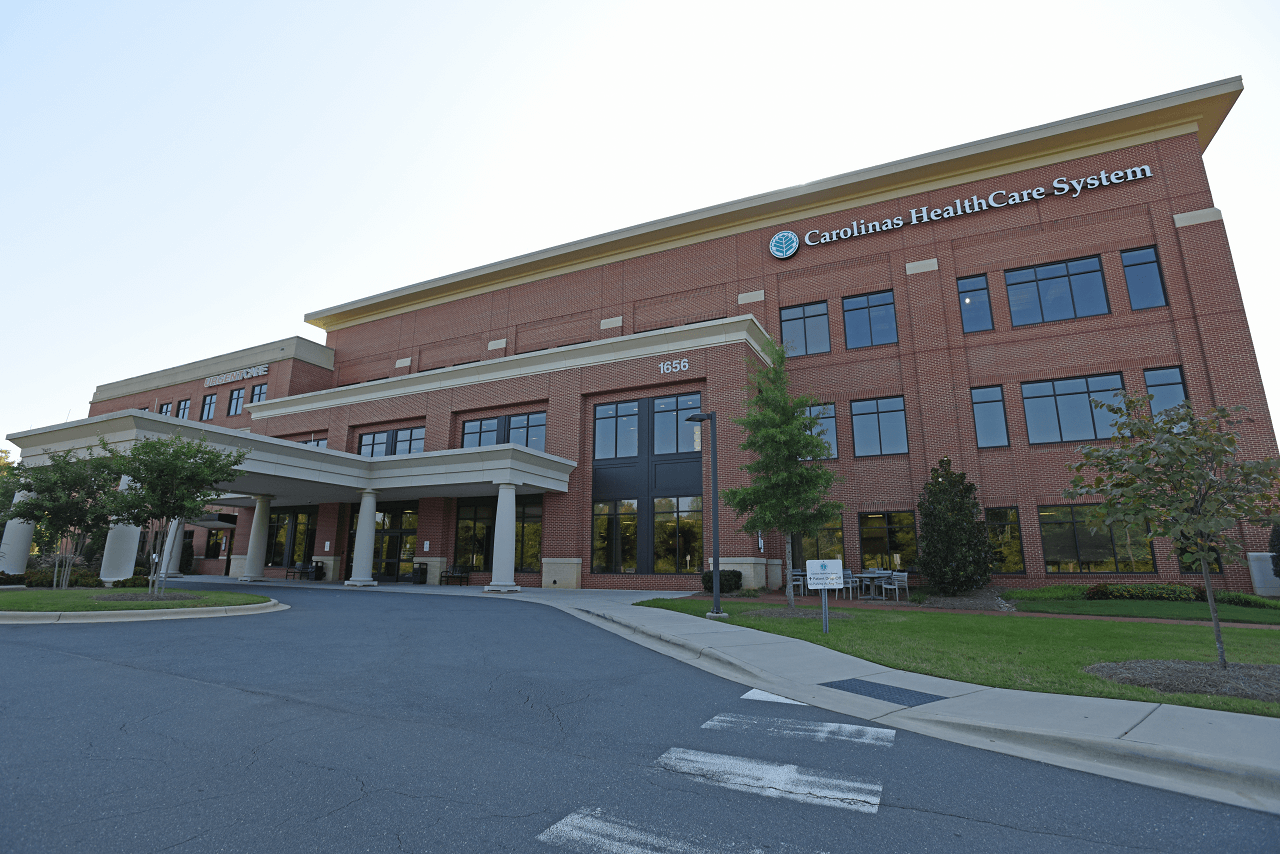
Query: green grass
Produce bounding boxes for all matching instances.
[1011,599,1280,624]
[637,598,1280,718]
[0,589,271,612]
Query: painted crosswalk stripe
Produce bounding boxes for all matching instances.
[537,808,723,854]
[701,712,895,747]
[656,748,882,813]
[740,688,807,705]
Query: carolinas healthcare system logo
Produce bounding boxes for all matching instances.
[769,230,799,259]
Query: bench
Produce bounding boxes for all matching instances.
[440,565,471,586]
[285,561,325,581]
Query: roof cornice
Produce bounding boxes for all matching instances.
[305,77,1242,332]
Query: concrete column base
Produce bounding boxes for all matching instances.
[484,584,521,593]
[241,576,268,583]
[345,579,377,587]
[541,558,582,588]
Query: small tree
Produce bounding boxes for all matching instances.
[8,448,121,588]
[1065,393,1280,668]
[917,457,995,594]
[721,339,842,607]
[102,435,247,594]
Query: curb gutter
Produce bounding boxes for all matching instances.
[0,599,289,624]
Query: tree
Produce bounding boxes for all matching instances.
[721,338,842,607]
[917,457,995,594]
[8,448,121,588]
[1064,393,1280,668]
[100,435,247,594]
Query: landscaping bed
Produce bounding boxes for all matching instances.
[0,588,271,612]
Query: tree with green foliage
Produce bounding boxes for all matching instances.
[721,338,842,607]
[8,447,121,588]
[916,457,995,595]
[100,435,248,594]
[1064,393,1280,668]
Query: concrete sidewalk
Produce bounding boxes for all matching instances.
[161,577,1280,814]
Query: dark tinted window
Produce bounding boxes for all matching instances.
[807,404,837,458]
[227,388,245,416]
[1144,367,1187,418]
[1022,374,1123,444]
[200,394,217,421]
[1038,506,1154,573]
[971,386,1008,448]
[1121,247,1167,310]
[986,508,1024,573]
[850,397,907,456]
[843,291,897,349]
[653,394,701,454]
[958,275,993,332]
[595,401,639,459]
[859,511,917,570]
[462,418,498,448]
[176,400,190,419]
[1006,256,1108,326]
[780,302,830,356]
[509,412,546,452]
[250,383,268,404]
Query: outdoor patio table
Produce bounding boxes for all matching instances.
[855,571,892,599]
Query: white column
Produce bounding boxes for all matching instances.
[101,476,141,585]
[346,489,379,587]
[0,491,36,575]
[241,495,273,582]
[158,517,187,578]
[485,483,520,593]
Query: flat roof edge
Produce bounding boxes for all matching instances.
[305,77,1242,330]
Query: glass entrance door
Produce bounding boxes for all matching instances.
[372,507,418,582]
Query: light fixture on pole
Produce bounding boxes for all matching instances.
[686,411,724,617]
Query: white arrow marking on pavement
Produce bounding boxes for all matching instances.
[740,688,807,705]
[656,748,882,813]
[537,807,725,854]
[701,712,895,747]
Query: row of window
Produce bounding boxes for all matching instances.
[155,383,267,421]
[355,411,549,458]
[594,394,701,460]
[783,248,1167,356]
[804,367,1186,458]
[591,496,703,574]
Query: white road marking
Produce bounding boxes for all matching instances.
[656,748,882,813]
[740,688,807,705]
[702,712,895,747]
[536,808,724,854]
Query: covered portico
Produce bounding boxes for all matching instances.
[3,412,576,592]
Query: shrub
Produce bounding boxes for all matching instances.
[24,569,53,587]
[1213,590,1280,610]
[0,571,26,585]
[23,568,103,588]
[702,570,743,594]
[916,458,994,595]
[113,574,150,588]
[1086,583,1200,602]
[1003,585,1088,601]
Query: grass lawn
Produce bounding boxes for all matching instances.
[638,598,1280,718]
[0,589,271,612]
[1010,599,1280,625]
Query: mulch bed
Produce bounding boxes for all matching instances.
[1084,660,1280,703]
[93,592,202,602]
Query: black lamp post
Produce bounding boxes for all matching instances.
[687,411,723,616]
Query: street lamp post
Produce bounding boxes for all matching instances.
[687,411,724,617]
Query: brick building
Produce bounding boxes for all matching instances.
[5,77,1276,594]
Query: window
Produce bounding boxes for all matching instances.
[971,387,1009,448]
[159,402,172,417]
[859,512,916,571]
[514,496,543,572]
[250,383,268,404]
[509,412,546,452]
[227,388,245,417]
[1144,367,1187,419]
[780,302,830,356]
[985,508,1025,573]
[843,291,897,349]
[204,530,226,560]
[462,418,498,447]
[592,499,638,573]
[1038,506,1154,573]
[1006,256,1108,326]
[358,427,424,457]
[200,394,217,421]
[176,399,190,419]
[958,275,993,332]
[653,496,703,574]
[1121,247,1167,310]
[850,396,907,456]
[791,517,845,569]
[455,500,494,570]
[654,394,701,455]
[595,401,639,459]
[298,438,327,448]
[267,510,315,568]
[806,404,838,458]
[1022,374,1123,444]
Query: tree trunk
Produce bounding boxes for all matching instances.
[784,533,795,609]
[1201,553,1227,669]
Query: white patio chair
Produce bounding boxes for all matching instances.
[877,571,909,601]
[789,570,806,597]
[840,569,855,600]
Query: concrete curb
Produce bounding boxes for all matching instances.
[0,599,289,624]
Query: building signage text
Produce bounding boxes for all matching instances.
[205,364,269,388]
[772,164,1154,258]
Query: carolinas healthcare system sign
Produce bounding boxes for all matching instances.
[806,559,843,589]
[768,163,1154,259]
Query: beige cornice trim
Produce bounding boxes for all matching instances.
[305,78,1242,332]
[91,337,335,403]
[248,315,772,420]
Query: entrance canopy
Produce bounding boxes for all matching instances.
[7,411,577,505]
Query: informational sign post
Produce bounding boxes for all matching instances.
[806,559,843,634]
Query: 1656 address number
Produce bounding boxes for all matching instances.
[659,358,690,374]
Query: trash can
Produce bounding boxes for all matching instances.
[412,562,428,584]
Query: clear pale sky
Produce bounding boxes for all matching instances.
[2,1,1277,458]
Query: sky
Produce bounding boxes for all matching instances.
[2,0,1278,458]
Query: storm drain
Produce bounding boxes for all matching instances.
[820,678,946,707]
